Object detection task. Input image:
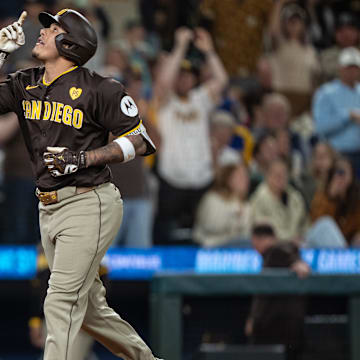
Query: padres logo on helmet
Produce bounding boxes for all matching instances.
[38,9,97,66]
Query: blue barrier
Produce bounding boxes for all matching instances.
[0,246,37,279]
[1,245,360,280]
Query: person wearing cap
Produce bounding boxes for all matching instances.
[313,47,360,178]
[320,12,360,82]
[209,110,242,169]
[152,27,228,244]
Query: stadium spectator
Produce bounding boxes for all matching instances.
[250,158,308,243]
[248,133,279,193]
[115,18,158,95]
[267,0,320,116]
[320,12,360,82]
[274,127,304,181]
[295,141,337,207]
[255,93,306,162]
[99,46,129,83]
[121,17,160,60]
[310,157,360,246]
[309,142,337,190]
[221,79,250,124]
[245,223,309,360]
[217,81,255,164]
[152,27,228,244]
[193,163,251,247]
[199,0,273,77]
[209,110,241,169]
[313,46,360,178]
[254,93,291,136]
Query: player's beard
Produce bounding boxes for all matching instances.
[31,44,49,62]
[31,46,41,60]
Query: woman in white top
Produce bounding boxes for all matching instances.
[193,163,251,247]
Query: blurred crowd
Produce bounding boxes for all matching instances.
[0,0,360,252]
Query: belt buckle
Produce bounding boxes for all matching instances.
[36,189,58,205]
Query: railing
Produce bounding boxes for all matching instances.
[150,270,360,360]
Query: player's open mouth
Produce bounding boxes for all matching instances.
[36,38,45,46]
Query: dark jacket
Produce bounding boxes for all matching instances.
[249,242,307,359]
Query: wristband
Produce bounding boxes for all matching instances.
[113,136,136,163]
[78,150,87,169]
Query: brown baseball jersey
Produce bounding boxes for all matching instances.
[0,65,150,190]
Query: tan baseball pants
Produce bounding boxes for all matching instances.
[42,322,95,360]
[39,182,155,360]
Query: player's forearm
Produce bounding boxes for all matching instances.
[86,135,146,167]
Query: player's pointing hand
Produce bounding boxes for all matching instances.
[0,11,27,54]
[18,11,28,26]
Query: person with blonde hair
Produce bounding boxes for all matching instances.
[193,163,251,247]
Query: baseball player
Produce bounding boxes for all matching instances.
[0,8,161,360]
[29,245,109,360]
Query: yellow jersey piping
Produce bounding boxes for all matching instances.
[119,119,142,137]
[42,66,78,86]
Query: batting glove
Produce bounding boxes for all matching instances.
[0,20,25,54]
[43,147,87,177]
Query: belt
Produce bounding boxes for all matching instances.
[36,186,96,205]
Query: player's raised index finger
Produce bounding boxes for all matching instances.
[18,11,27,26]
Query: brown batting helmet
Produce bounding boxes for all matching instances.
[38,8,97,66]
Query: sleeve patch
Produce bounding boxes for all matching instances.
[120,95,138,117]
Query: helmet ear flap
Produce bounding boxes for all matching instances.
[59,38,74,50]
[55,33,82,65]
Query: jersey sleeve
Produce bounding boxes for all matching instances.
[0,75,17,115]
[97,78,141,137]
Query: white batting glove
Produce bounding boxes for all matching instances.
[0,12,27,54]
